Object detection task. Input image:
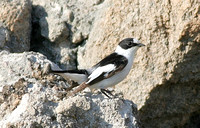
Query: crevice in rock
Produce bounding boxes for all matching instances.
[30,5,55,60]
[30,18,45,52]
[30,17,55,61]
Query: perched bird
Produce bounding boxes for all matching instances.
[50,38,145,98]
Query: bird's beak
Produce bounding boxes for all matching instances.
[138,43,145,47]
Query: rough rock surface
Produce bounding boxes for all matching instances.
[31,0,105,69]
[1,0,200,128]
[77,0,200,127]
[0,0,32,52]
[0,23,10,51]
[0,51,139,128]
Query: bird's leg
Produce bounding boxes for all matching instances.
[66,81,79,92]
[67,82,89,97]
[100,89,114,99]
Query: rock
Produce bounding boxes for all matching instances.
[0,23,11,51]
[77,0,200,127]
[0,51,139,128]
[32,0,70,42]
[30,0,110,69]
[56,94,139,128]
[31,0,104,69]
[0,0,32,52]
[1,0,199,127]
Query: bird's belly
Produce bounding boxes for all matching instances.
[89,63,132,89]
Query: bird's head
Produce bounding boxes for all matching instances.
[118,38,145,49]
[115,38,145,58]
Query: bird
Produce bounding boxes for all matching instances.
[50,38,145,98]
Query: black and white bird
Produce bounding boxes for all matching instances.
[50,38,145,97]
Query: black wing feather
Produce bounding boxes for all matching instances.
[88,53,128,85]
[50,68,88,76]
[92,53,127,68]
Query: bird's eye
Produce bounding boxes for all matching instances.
[127,42,132,46]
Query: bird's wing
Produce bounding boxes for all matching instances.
[86,53,128,85]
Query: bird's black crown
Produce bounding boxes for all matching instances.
[119,38,139,49]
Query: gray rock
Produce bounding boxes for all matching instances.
[0,23,10,51]
[0,51,139,128]
[0,0,32,52]
[2,0,199,127]
[56,93,139,128]
[31,0,106,69]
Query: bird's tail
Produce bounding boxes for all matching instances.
[67,82,89,96]
[50,66,88,75]
[49,66,72,74]
[50,66,88,84]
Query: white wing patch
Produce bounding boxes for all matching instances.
[86,64,116,84]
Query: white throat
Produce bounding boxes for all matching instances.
[115,45,139,60]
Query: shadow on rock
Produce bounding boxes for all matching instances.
[139,35,200,128]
